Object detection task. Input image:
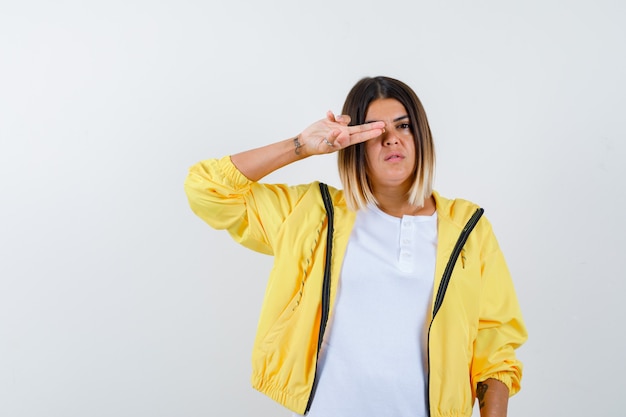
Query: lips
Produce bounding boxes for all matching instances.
[384,153,404,161]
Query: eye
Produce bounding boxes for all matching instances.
[398,123,411,130]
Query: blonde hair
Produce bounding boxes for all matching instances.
[338,76,436,211]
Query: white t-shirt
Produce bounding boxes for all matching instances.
[301,205,438,417]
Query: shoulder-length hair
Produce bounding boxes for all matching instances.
[338,76,436,211]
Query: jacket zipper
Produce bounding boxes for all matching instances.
[426,208,484,416]
[304,184,335,414]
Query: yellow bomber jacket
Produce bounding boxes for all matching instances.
[184,156,527,417]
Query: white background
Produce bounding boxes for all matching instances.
[1,1,625,416]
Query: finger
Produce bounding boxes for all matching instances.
[327,128,341,144]
[320,129,341,152]
[326,110,336,122]
[348,128,385,145]
[335,114,351,126]
[347,120,385,134]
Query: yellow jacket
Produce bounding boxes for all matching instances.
[185,156,527,417]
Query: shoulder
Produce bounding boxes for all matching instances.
[433,190,482,227]
[324,183,347,207]
[434,190,503,255]
[247,181,348,221]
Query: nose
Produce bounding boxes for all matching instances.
[382,129,399,146]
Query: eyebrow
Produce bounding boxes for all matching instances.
[365,115,409,124]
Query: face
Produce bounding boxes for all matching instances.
[364,98,416,193]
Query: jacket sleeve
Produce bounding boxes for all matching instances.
[470,219,528,397]
[183,156,310,255]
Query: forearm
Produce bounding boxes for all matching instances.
[230,136,305,181]
[477,379,509,417]
[229,112,384,182]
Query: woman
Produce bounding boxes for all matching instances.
[184,76,527,417]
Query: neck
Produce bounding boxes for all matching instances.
[374,193,436,218]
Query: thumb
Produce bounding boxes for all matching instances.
[334,114,351,126]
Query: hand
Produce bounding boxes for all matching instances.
[297,111,385,156]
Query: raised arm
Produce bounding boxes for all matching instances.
[230,111,385,181]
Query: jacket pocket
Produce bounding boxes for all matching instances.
[258,294,300,352]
